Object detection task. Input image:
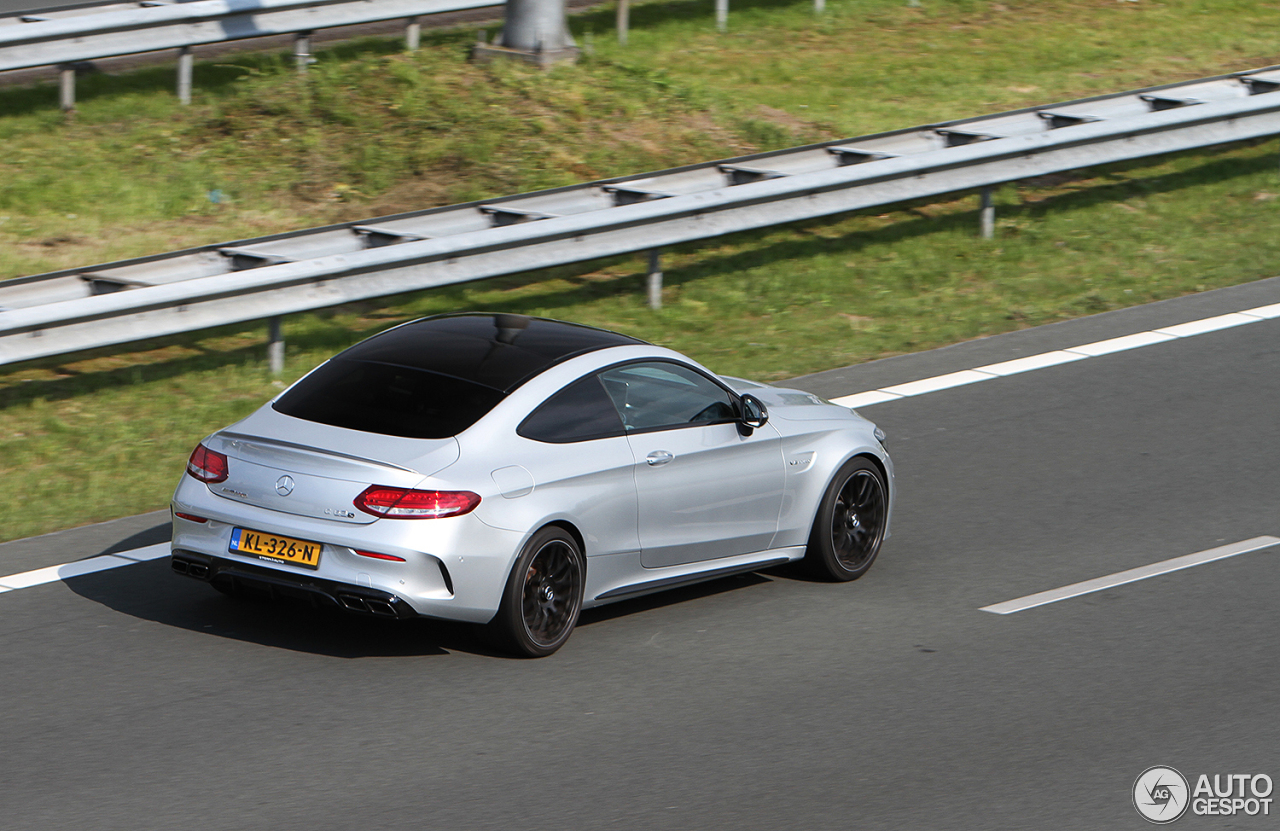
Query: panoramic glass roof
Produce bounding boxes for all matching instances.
[336,313,645,393]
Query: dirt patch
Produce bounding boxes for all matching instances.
[753,105,816,134]
[344,176,462,218]
[37,235,81,248]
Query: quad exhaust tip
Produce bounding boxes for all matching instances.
[171,555,210,579]
[337,593,398,617]
[172,552,407,618]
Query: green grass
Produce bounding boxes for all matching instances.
[4,0,1278,276]
[2,0,1279,541]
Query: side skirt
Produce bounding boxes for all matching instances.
[591,551,800,604]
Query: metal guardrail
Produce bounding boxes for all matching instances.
[3,66,1280,370]
[0,0,771,105]
[0,0,500,106]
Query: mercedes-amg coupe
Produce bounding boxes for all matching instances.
[171,314,893,656]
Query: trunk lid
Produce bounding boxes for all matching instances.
[202,406,460,524]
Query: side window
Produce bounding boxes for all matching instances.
[517,375,626,443]
[599,362,737,432]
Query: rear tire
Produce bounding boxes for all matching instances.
[489,527,584,658]
[804,457,887,582]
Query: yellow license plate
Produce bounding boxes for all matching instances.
[230,528,321,569]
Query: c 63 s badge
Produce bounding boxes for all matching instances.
[1134,766,1190,824]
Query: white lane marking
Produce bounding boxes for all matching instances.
[831,301,1278,409]
[1155,312,1261,338]
[837,390,904,408]
[1064,331,1175,357]
[114,542,170,562]
[881,369,994,397]
[0,554,138,590]
[4,303,1278,596]
[1246,301,1280,318]
[0,543,170,594]
[975,350,1086,377]
[980,536,1280,615]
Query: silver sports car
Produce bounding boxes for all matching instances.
[171,313,893,656]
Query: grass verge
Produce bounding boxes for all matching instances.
[1,0,1279,541]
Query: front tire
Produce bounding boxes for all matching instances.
[489,526,584,658]
[804,457,887,581]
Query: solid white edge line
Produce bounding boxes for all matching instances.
[1154,312,1260,338]
[979,536,1280,615]
[3,304,1277,592]
[838,303,1275,409]
[1064,331,1175,357]
[1242,302,1280,318]
[881,369,994,397]
[831,390,903,408]
[0,543,170,593]
[975,350,1087,377]
[115,542,170,562]
[0,554,136,590]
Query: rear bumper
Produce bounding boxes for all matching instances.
[171,550,419,620]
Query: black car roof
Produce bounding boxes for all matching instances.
[337,313,647,393]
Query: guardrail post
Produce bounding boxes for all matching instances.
[268,317,285,375]
[715,0,728,32]
[814,0,825,11]
[475,0,580,65]
[58,64,75,111]
[406,17,421,51]
[980,186,995,239]
[647,249,663,310]
[177,47,193,105]
[294,32,312,74]
[616,0,629,45]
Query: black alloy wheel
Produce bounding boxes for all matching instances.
[491,526,584,657]
[805,457,887,581]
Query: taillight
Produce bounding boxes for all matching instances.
[186,443,229,483]
[353,486,481,519]
[175,512,208,523]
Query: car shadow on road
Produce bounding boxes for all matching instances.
[577,571,773,625]
[63,557,778,658]
[96,521,172,556]
[64,559,482,658]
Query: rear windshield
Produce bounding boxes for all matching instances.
[273,360,505,439]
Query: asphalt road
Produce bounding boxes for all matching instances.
[1,278,1278,829]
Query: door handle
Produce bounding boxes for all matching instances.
[645,450,674,466]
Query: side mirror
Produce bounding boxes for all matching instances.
[737,393,769,436]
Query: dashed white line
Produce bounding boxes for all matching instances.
[832,301,1278,409]
[980,536,1280,615]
